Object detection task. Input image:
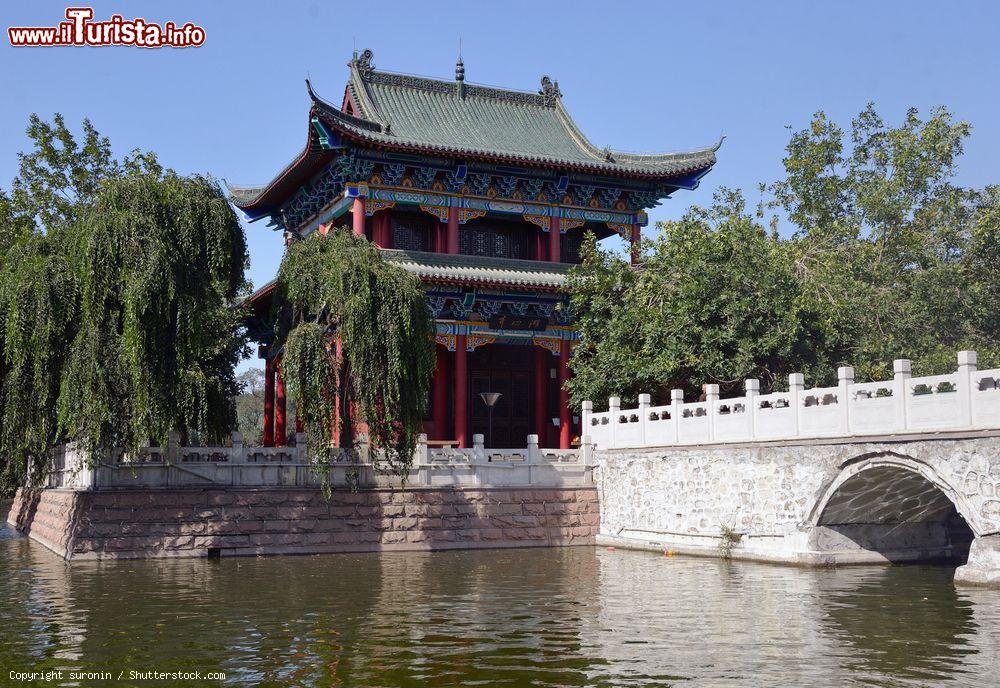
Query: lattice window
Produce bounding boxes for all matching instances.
[493,231,509,257]
[391,214,432,251]
[561,231,584,264]
[472,229,490,257]
[510,232,527,259]
[459,221,530,260]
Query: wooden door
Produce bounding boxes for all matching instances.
[469,369,531,447]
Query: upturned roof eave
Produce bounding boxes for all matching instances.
[380,248,570,291]
[228,63,722,213]
[310,100,717,179]
[235,262,564,321]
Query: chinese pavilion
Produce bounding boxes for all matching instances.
[232,49,718,450]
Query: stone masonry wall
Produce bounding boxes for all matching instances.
[6,486,598,560]
[7,488,78,557]
[594,435,1000,550]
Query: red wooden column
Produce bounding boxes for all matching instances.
[534,346,550,448]
[446,206,460,254]
[630,223,641,265]
[549,216,561,263]
[534,226,547,261]
[433,345,450,440]
[263,357,275,447]
[352,197,366,237]
[434,222,444,253]
[558,339,571,449]
[275,359,287,447]
[372,213,392,248]
[454,333,468,447]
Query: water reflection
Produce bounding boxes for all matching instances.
[816,566,979,684]
[2,523,999,687]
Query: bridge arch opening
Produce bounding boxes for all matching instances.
[809,458,974,565]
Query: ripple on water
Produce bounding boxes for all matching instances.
[1,536,999,687]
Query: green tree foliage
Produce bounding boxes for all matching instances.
[235,368,266,446]
[569,105,1000,408]
[771,104,1000,380]
[232,367,297,447]
[0,236,78,485]
[58,173,248,453]
[274,230,434,479]
[567,191,821,404]
[7,113,160,238]
[0,115,247,492]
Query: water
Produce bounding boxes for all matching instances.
[2,523,999,687]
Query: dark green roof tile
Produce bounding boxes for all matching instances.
[316,52,720,177]
[381,249,569,289]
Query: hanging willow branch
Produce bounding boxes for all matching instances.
[56,172,249,458]
[0,235,79,487]
[275,229,435,479]
[0,116,248,494]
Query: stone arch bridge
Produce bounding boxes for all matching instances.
[585,352,1000,586]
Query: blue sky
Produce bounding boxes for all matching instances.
[3,0,1000,295]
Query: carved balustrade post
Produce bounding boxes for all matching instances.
[526,434,540,465]
[838,366,855,434]
[745,379,760,439]
[581,434,593,465]
[893,359,911,431]
[608,397,621,448]
[958,350,978,428]
[415,433,429,467]
[705,384,719,442]
[638,394,651,447]
[788,373,805,438]
[670,389,684,444]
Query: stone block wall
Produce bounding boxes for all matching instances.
[594,435,1000,567]
[6,486,599,560]
[7,488,77,555]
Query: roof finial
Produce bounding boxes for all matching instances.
[350,48,375,78]
[539,75,561,106]
[455,38,466,98]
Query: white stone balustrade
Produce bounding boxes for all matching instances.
[584,351,1000,450]
[41,432,590,490]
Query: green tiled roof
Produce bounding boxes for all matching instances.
[241,251,568,312]
[381,249,569,290]
[227,185,267,205]
[311,50,720,178]
[229,50,721,215]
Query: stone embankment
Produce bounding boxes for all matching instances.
[6,486,598,560]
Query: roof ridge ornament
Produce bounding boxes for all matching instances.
[455,51,466,99]
[350,48,375,79]
[539,75,561,106]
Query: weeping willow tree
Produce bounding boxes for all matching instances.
[275,229,435,479]
[58,173,249,454]
[0,235,79,488]
[0,114,249,493]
